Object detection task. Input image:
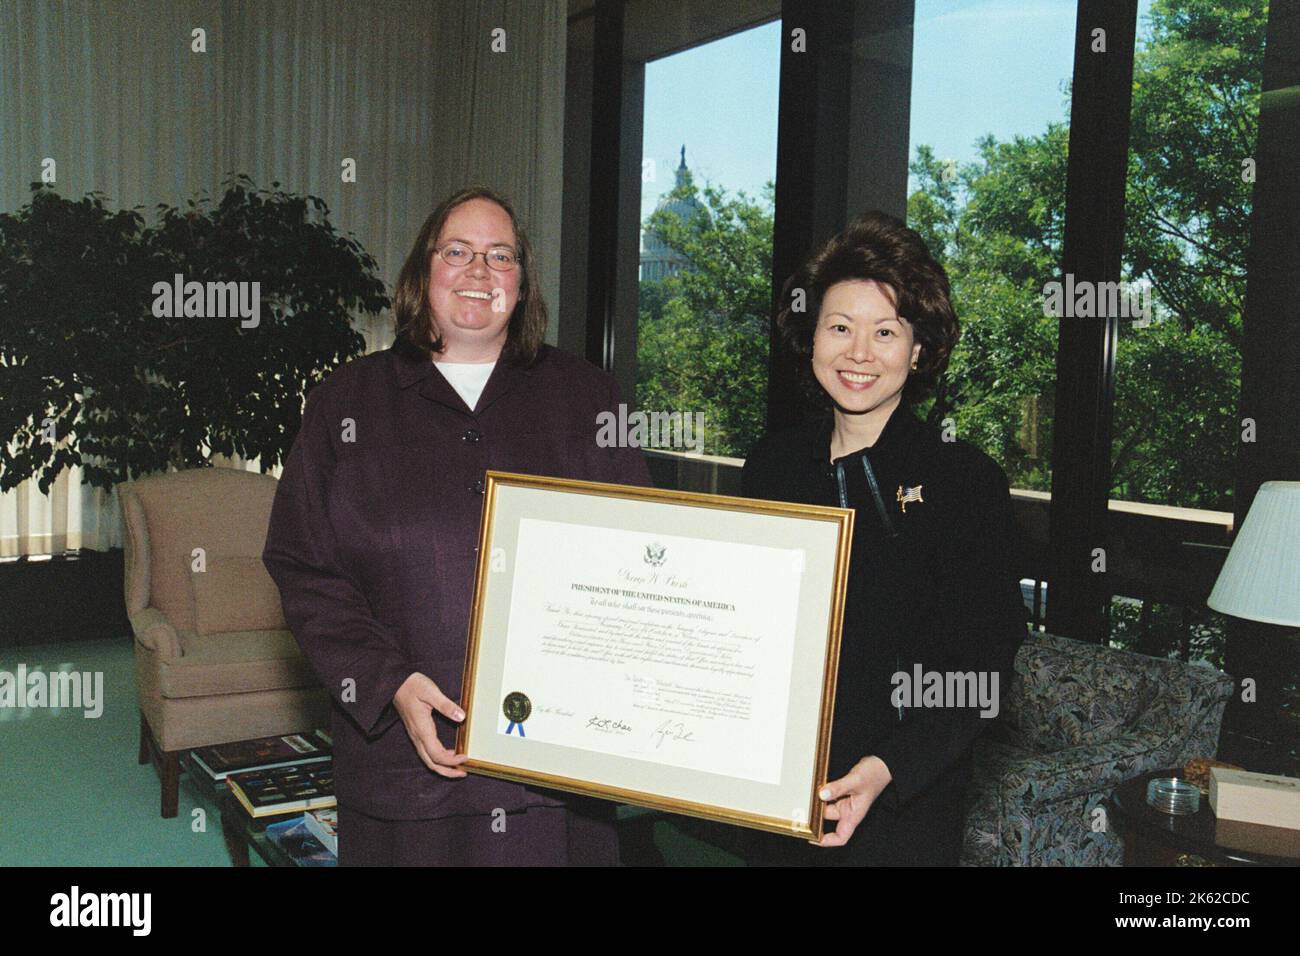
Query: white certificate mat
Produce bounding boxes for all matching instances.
[459,472,854,840]
[500,518,801,784]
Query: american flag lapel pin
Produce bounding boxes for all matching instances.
[896,484,924,513]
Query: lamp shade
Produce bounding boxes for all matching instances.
[1207,481,1300,627]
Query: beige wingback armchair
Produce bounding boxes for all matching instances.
[120,468,330,817]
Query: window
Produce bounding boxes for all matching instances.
[636,22,780,458]
[1113,0,1262,515]
[1105,0,1268,670]
[905,0,1076,494]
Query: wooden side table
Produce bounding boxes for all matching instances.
[1108,768,1300,866]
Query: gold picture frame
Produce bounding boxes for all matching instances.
[456,470,854,841]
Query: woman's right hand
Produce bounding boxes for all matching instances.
[393,672,470,778]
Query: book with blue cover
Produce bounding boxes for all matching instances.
[264,815,337,867]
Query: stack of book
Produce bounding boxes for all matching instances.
[187,730,340,862]
[188,730,332,790]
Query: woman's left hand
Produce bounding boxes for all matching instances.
[817,755,893,847]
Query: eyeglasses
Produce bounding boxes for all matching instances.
[435,242,520,272]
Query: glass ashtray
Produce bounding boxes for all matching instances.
[1146,776,1202,815]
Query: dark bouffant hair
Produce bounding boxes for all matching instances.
[392,185,546,365]
[775,210,960,407]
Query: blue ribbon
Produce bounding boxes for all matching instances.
[506,722,525,737]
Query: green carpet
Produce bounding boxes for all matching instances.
[0,637,740,866]
[0,637,233,865]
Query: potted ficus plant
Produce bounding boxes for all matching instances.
[0,174,390,493]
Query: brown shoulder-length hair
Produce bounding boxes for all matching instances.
[775,210,959,408]
[392,185,547,365]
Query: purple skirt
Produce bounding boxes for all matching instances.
[337,799,619,867]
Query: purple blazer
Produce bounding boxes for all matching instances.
[263,340,651,820]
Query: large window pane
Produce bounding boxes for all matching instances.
[637,22,779,458]
[1107,0,1268,675]
[1115,0,1262,515]
[905,0,1076,494]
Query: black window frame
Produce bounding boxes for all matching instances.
[566,0,1300,770]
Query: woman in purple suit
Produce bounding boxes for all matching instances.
[263,186,650,865]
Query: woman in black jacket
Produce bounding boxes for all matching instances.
[742,211,1028,866]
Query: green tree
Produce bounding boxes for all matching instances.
[637,176,772,457]
[907,134,1068,491]
[1111,0,1264,510]
[907,0,1264,510]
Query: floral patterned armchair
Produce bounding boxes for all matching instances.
[961,631,1235,866]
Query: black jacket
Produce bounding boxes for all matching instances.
[742,404,1028,821]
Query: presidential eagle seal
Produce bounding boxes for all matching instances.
[502,691,532,724]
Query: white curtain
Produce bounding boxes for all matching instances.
[0,0,566,557]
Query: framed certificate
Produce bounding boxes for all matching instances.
[456,471,854,841]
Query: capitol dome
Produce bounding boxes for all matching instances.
[640,145,704,283]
